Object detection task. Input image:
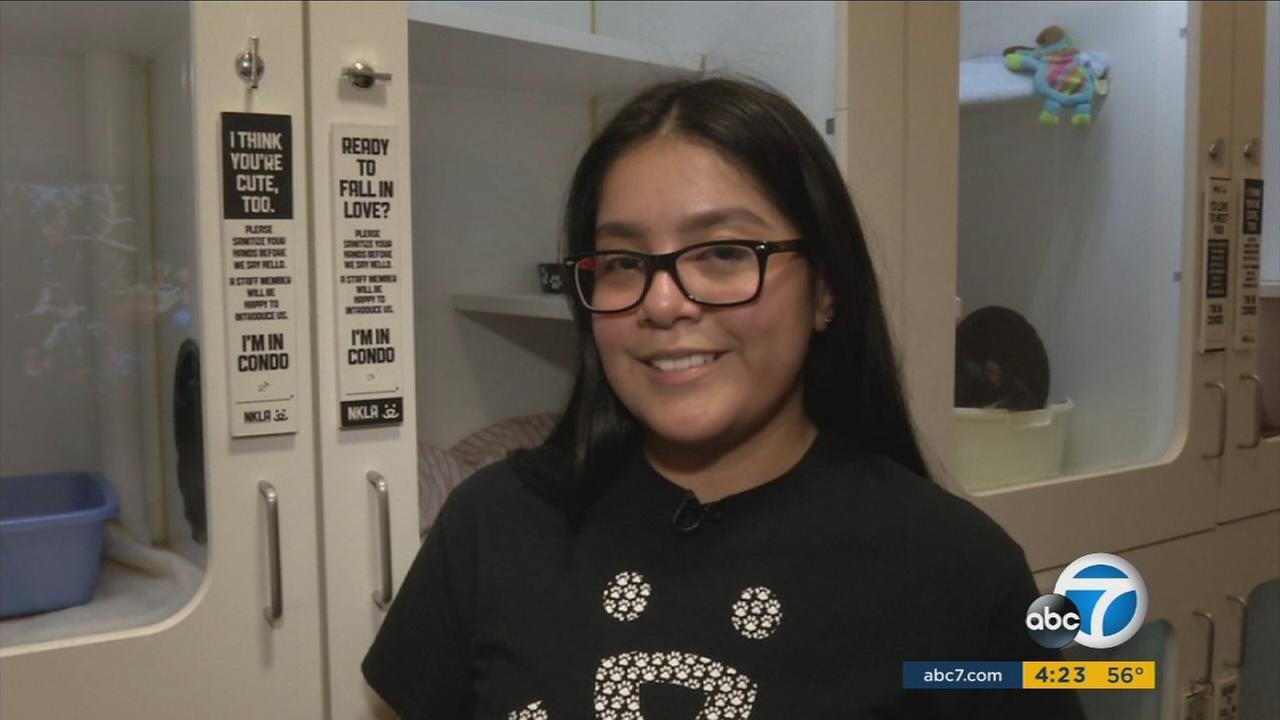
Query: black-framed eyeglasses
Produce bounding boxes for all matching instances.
[563,239,805,314]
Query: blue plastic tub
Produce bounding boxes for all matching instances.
[0,472,119,618]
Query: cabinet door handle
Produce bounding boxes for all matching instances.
[1237,374,1262,450]
[368,471,393,611]
[1225,595,1247,668]
[342,60,392,89]
[235,36,264,90]
[1241,137,1259,163]
[1192,609,1215,685]
[259,481,282,627]
[1203,382,1227,459]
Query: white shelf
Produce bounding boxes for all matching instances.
[451,292,573,321]
[1262,281,1280,299]
[960,52,1109,107]
[409,1,706,95]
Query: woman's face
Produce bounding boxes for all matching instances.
[591,135,832,449]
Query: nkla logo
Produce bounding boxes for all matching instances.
[1026,553,1147,650]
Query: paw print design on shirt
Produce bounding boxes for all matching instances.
[508,701,549,720]
[506,571,783,719]
[603,571,651,622]
[729,587,782,641]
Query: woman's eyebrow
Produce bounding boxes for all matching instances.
[595,220,648,241]
[678,207,770,233]
[594,207,770,240]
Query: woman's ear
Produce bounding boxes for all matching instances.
[812,274,836,332]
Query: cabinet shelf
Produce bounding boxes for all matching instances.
[959,53,1109,107]
[0,535,203,650]
[451,292,574,321]
[409,1,706,95]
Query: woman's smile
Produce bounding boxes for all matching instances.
[641,350,726,385]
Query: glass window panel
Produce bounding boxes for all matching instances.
[954,1,1189,491]
[1240,577,1280,720]
[0,0,201,647]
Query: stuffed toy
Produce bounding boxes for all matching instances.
[1004,26,1099,126]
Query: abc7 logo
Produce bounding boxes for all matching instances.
[1026,553,1148,650]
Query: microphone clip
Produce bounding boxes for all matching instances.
[672,490,722,533]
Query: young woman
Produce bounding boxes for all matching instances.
[364,77,1084,719]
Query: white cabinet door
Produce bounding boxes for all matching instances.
[1026,514,1279,720]
[0,2,326,717]
[1209,512,1280,720]
[851,1,1248,571]
[1220,0,1280,523]
[304,3,420,718]
[1033,533,1217,720]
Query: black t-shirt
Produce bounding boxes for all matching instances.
[363,430,1085,719]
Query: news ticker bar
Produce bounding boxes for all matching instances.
[903,661,1156,690]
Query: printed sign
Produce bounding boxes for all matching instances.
[340,398,404,428]
[221,112,299,437]
[1233,179,1263,349]
[1200,177,1232,353]
[332,125,405,429]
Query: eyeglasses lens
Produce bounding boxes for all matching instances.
[574,245,760,311]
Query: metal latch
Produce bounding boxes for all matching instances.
[342,61,392,89]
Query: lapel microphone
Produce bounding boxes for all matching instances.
[671,489,723,533]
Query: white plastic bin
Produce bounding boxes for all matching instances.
[953,399,1073,491]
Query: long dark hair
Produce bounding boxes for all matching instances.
[510,76,928,523]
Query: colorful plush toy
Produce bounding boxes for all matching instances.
[1004,26,1099,127]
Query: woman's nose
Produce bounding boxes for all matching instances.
[639,268,699,327]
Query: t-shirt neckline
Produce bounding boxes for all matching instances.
[624,428,839,528]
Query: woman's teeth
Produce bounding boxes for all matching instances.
[649,353,720,372]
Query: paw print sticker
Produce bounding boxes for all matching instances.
[508,571,783,719]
